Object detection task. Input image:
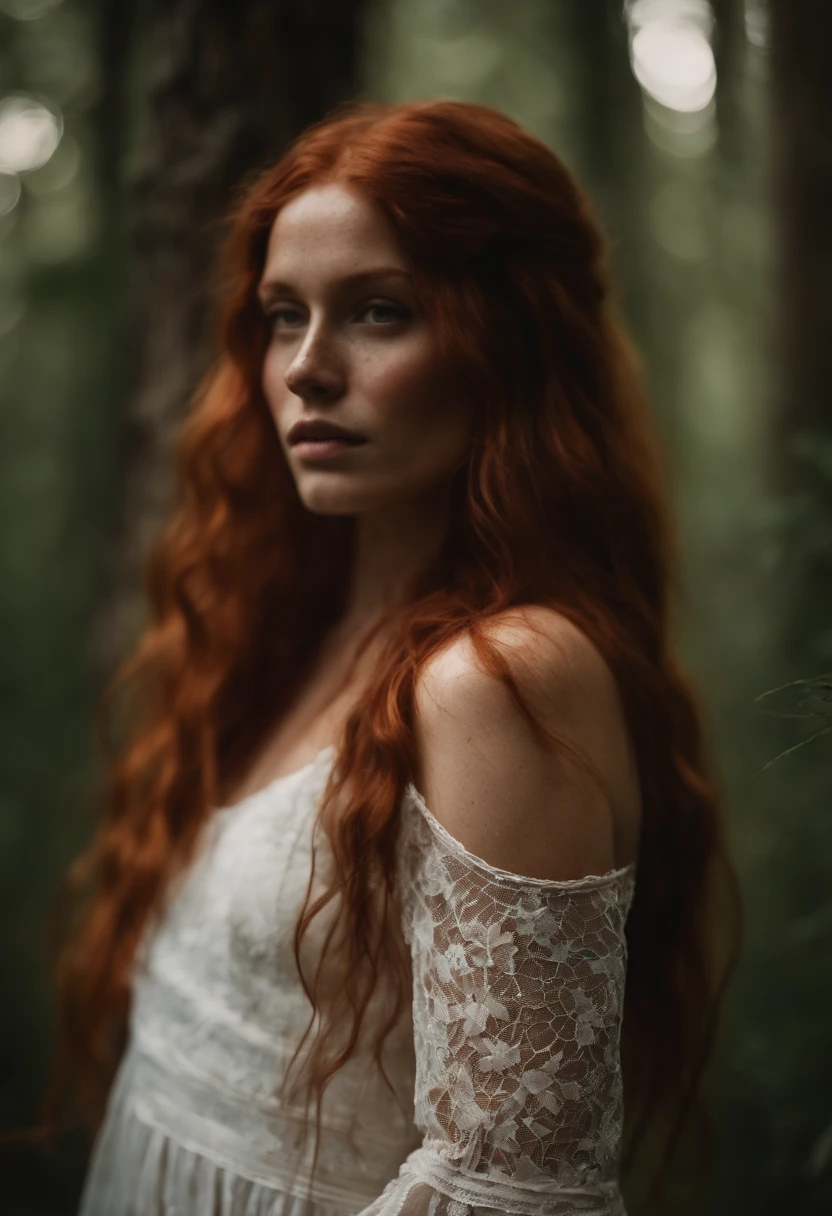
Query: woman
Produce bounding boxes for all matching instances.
[50,99,738,1215]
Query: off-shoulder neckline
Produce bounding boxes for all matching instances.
[218,742,636,890]
[403,781,635,890]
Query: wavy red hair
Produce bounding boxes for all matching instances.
[47,99,739,1209]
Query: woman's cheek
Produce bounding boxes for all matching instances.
[366,342,449,422]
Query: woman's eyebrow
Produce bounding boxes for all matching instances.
[257,267,412,302]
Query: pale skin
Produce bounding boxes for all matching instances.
[236,181,641,879]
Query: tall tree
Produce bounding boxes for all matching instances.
[770,0,832,442]
[95,0,366,677]
[768,0,832,669]
[762,3,832,1211]
[562,0,653,345]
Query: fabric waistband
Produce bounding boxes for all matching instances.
[118,1036,419,1205]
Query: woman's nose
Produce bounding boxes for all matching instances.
[284,326,345,401]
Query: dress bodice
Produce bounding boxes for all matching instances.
[79,744,635,1216]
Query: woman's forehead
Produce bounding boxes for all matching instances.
[261,183,408,288]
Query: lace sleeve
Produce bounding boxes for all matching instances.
[357,790,636,1216]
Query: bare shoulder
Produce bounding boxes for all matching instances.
[412,605,641,879]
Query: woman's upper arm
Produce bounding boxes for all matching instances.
[412,607,639,880]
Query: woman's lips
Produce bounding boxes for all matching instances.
[291,437,368,460]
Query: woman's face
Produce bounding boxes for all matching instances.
[258,182,473,517]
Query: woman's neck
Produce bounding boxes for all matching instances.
[339,485,454,632]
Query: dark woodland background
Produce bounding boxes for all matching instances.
[1,0,831,1212]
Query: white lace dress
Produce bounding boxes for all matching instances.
[79,743,636,1216]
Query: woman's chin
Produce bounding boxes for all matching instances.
[297,485,374,517]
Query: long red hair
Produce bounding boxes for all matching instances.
[48,99,739,1208]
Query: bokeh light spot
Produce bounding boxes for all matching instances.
[0,96,63,174]
[631,21,717,113]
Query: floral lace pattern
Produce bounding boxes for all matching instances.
[79,746,635,1216]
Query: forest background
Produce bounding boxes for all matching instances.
[1,1,830,1213]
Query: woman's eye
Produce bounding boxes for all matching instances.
[265,302,409,329]
[360,302,408,325]
[267,307,304,328]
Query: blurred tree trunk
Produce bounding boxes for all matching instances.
[769,0,832,671]
[763,9,832,1208]
[94,0,366,677]
[563,0,653,345]
[770,0,832,443]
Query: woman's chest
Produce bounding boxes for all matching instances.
[136,758,338,1021]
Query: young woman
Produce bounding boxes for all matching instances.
[51,99,738,1216]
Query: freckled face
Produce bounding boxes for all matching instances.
[258,183,473,516]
